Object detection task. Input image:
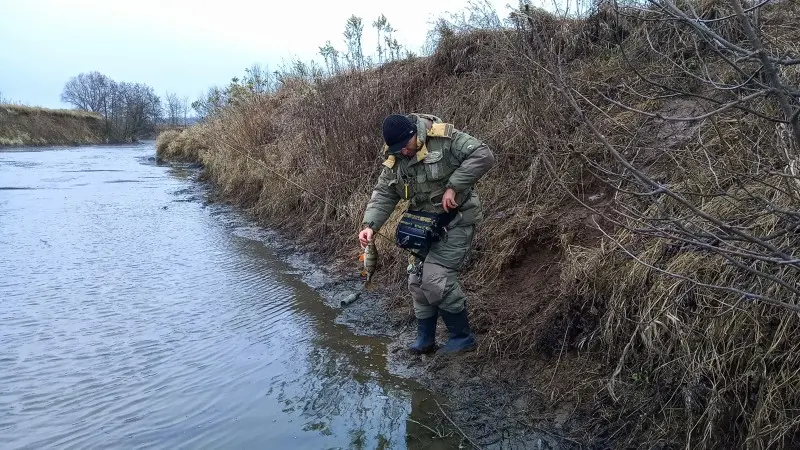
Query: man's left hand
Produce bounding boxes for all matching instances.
[442,188,458,212]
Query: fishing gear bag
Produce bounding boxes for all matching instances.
[395,210,456,251]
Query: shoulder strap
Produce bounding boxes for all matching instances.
[382,155,396,169]
[427,123,454,138]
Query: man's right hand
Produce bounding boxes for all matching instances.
[359,227,374,247]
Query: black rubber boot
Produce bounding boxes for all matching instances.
[409,313,438,355]
[439,308,476,353]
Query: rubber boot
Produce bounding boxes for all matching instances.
[409,313,438,355]
[439,308,476,353]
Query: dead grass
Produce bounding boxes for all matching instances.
[156,1,800,448]
[1,104,103,120]
[156,127,208,162]
[0,105,104,146]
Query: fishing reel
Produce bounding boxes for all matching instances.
[406,255,423,276]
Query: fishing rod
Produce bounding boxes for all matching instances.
[228,143,398,245]
[217,142,506,260]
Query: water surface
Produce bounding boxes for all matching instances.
[0,143,460,449]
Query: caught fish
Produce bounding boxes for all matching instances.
[359,240,379,285]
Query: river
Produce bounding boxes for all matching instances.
[0,143,463,449]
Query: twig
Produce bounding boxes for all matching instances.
[406,418,453,439]
[594,218,800,313]
[547,324,571,399]
[435,400,484,450]
[599,89,767,122]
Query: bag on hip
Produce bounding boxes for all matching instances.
[395,210,456,251]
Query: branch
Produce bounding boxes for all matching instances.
[649,0,751,56]
[599,89,767,121]
[614,27,782,122]
[568,83,797,262]
[729,0,800,152]
[596,219,800,313]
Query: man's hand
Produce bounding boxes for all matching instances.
[442,188,458,212]
[359,227,374,247]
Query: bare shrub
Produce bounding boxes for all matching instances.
[156,1,800,447]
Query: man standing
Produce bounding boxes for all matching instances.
[358,113,495,354]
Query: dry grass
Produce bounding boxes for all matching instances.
[156,127,208,162]
[0,105,104,146]
[156,1,800,448]
[1,104,103,120]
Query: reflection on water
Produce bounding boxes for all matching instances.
[0,143,461,449]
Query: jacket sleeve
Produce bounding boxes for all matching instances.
[362,166,401,231]
[446,130,496,193]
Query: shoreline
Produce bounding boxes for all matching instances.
[164,159,585,449]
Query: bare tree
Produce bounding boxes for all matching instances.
[181,95,190,126]
[515,0,800,311]
[191,86,226,120]
[164,91,182,127]
[373,14,388,64]
[244,64,273,94]
[60,71,111,112]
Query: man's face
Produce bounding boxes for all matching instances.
[398,138,418,158]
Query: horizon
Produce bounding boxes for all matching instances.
[0,0,523,110]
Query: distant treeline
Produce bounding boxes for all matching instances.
[59,72,192,143]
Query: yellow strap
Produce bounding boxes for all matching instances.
[427,123,454,138]
[415,143,428,162]
[382,155,396,169]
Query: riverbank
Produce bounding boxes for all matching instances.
[0,105,104,147]
[156,2,800,448]
[230,207,559,448]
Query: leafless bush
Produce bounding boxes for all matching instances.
[517,0,800,447]
[156,1,800,447]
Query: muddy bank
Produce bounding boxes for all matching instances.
[243,233,580,449]
[167,161,585,449]
[0,105,104,147]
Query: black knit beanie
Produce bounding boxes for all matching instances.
[382,114,416,154]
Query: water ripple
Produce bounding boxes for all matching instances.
[0,144,462,450]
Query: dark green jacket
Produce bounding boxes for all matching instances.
[362,113,495,231]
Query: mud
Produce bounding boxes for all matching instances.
[246,221,586,449]
[161,159,589,449]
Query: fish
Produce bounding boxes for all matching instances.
[359,239,379,285]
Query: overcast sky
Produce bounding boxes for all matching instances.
[1,0,517,109]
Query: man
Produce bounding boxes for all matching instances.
[358,113,495,354]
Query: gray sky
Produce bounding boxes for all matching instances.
[0,0,515,109]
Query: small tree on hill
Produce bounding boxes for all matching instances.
[319,41,341,75]
[343,15,365,69]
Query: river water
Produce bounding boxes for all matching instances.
[0,143,462,449]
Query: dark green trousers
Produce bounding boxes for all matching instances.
[407,225,475,319]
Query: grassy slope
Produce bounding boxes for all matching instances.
[0,105,104,146]
[157,2,800,448]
